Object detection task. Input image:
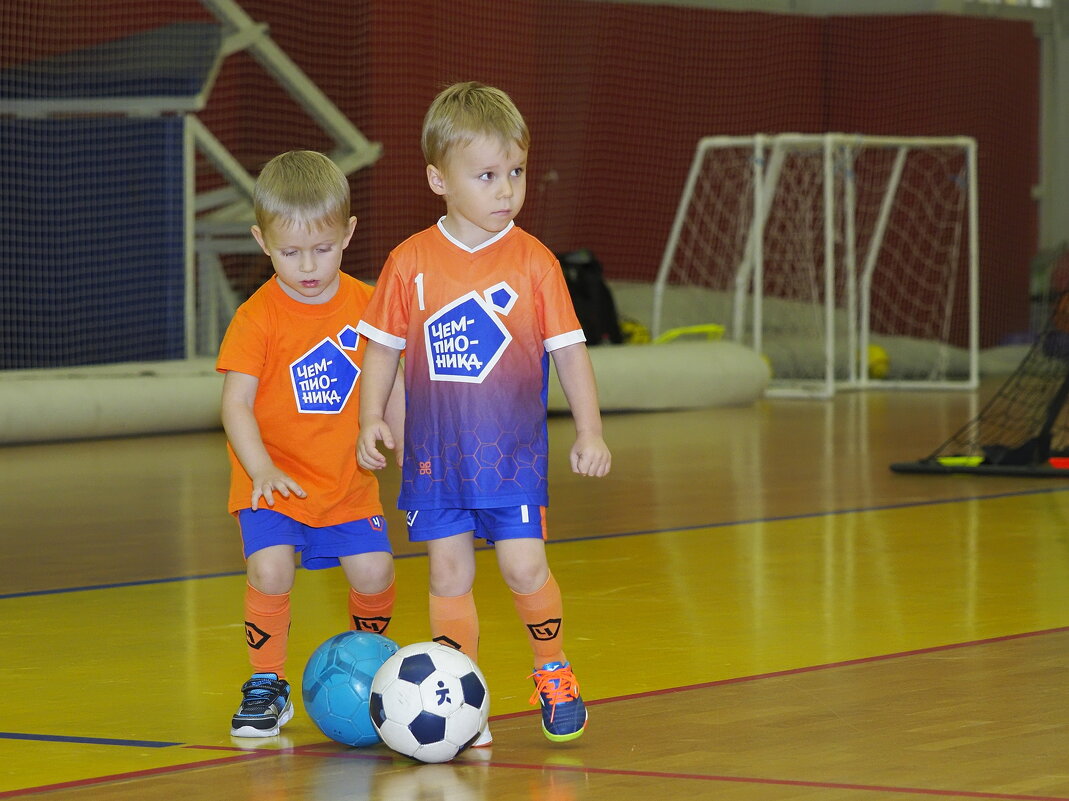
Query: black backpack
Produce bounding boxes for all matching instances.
[557,249,623,346]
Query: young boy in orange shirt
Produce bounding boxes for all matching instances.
[217,150,403,737]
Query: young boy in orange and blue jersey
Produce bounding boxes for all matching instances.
[356,82,611,746]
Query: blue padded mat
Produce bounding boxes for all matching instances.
[0,22,222,100]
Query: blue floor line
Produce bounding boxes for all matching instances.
[0,731,181,748]
[4,484,1067,602]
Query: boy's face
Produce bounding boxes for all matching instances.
[251,216,356,304]
[427,134,527,249]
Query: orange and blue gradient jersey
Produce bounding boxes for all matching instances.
[357,221,585,510]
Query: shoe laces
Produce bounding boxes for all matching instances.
[528,665,580,723]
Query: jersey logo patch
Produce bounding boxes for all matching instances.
[424,284,517,383]
[290,333,360,413]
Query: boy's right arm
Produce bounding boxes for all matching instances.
[381,361,406,468]
[358,340,403,470]
[220,370,307,510]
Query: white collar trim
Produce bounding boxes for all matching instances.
[436,218,514,252]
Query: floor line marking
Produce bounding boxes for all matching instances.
[7,626,1061,752]
[3,486,1065,600]
[0,752,271,799]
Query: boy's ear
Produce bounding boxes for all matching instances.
[342,215,357,247]
[250,225,270,256]
[426,164,448,197]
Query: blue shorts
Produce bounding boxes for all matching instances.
[405,505,547,544]
[237,509,391,570]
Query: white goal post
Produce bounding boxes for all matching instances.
[652,134,980,398]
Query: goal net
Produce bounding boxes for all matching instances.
[891,291,1069,477]
[0,0,381,371]
[652,134,979,397]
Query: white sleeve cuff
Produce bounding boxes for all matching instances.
[356,321,406,350]
[543,329,587,352]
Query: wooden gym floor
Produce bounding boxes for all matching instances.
[1,384,1067,800]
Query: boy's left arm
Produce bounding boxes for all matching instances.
[550,343,612,477]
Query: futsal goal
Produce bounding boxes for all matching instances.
[891,291,1069,477]
[652,134,980,398]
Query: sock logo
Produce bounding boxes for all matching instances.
[244,621,271,649]
[432,635,463,651]
[527,618,561,641]
[352,616,391,634]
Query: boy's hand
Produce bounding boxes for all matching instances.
[358,418,397,470]
[249,467,306,510]
[570,432,611,477]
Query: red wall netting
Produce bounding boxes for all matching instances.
[1,1,1039,345]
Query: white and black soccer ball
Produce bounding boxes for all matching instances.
[369,642,489,763]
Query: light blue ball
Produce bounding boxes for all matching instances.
[302,631,399,746]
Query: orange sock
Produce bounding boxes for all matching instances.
[429,591,480,661]
[244,583,290,679]
[349,581,395,635]
[512,572,567,669]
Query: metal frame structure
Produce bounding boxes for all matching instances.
[653,133,980,398]
[0,0,381,360]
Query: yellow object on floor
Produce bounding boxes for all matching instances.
[652,323,725,344]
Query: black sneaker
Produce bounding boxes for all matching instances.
[231,673,293,737]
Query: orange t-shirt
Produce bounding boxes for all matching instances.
[216,274,384,526]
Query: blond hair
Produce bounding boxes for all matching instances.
[253,150,351,233]
[421,81,530,167]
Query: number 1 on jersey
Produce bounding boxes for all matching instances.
[415,272,425,311]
